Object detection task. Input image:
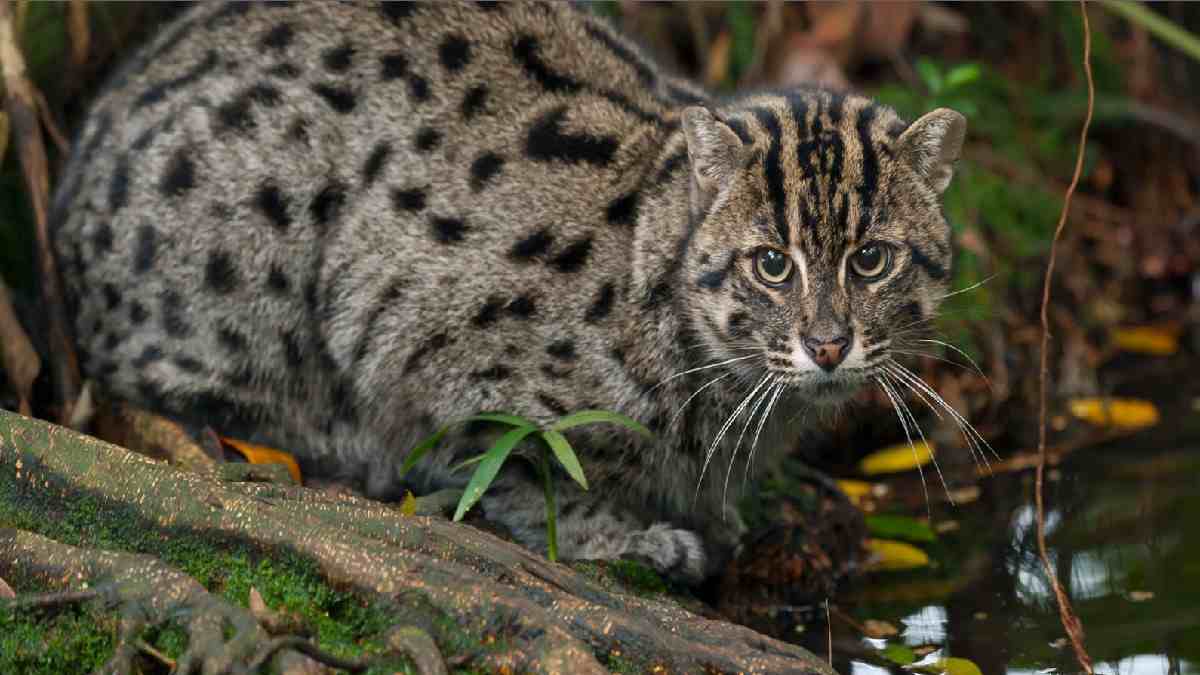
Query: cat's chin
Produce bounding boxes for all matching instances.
[793,374,865,406]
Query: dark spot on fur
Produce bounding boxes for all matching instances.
[510,228,553,260]
[135,50,219,109]
[545,340,576,361]
[550,237,592,273]
[91,222,113,254]
[472,364,511,381]
[217,325,249,353]
[461,84,488,119]
[161,290,191,338]
[281,329,305,368]
[414,127,441,152]
[204,251,240,295]
[541,364,572,380]
[101,283,122,310]
[255,182,292,231]
[109,158,130,212]
[287,117,309,145]
[363,141,392,186]
[392,187,427,212]
[133,225,157,274]
[585,282,615,323]
[133,346,163,369]
[173,355,205,374]
[431,216,467,244]
[129,301,148,325]
[469,152,504,192]
[403,332,449,374]
[379,2,415,24]
[311,83,357,113]
[261,23,294,51]
[266,62,301,79]
[526,106,617,166]
[160,147,196,196]
[512,35,581,93]
[266,265,291,295]
[380,53,407,80]
[727,311,750,337]
[697,269,726,289]
[537,393,568,416]
[439,35,472,72]
[507,295,536,318]
[216,83,282,132]
[606,191,639,226]
[473,296,504,327]
[322,43,355,72]
[408,74,430,102]
[309,180,347,228]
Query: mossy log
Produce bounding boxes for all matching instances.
[0,409,834,674]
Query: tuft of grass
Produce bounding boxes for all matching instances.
[404,409,652,562]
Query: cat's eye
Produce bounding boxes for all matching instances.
[849,243,892,280]
[754,248,794,285]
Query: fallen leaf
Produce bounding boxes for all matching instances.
[1068,398,1160,430]
[0,575,14,598]
[1111,325,1179,356]
[914,657,984,675]
[1126,590,1155,602]
[220,436,303,484]
[0,279,39,417]
[866,514,936,543]
[859,441,934,476]
[836,479,873,500]
[862,619,899,638]
[864,538,930,571]
[880,642,915,665]
[400,490,417,516]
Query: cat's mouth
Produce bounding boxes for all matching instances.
[783,369,868,405]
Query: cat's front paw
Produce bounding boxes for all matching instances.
[626,523,706,583]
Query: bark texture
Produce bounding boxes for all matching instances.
[0,410,834,674]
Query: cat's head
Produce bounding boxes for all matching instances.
[679,91,965,403]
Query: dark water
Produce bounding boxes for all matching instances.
[792,375,1200,674]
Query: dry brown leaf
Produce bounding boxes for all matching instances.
[862,619,899,638]
[860,2,918,58]
[704,30,732,87]
[67,0,89,68]
[0,574,14,599]
[93,402,217,473]
[0,279,40,417]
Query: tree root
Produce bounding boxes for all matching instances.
[0,409,834,674]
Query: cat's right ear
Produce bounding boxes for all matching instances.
[681,107,745,207]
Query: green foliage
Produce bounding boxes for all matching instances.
[865,514,937,543]
[406,409,652,561]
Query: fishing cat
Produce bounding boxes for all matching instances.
[51,1,965,581]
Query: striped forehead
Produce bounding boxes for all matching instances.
[733,92,904,265]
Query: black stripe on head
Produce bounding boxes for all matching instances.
[907,241,948,280]
[853,104,880,242]
[583,24,656,87]
[751,107,789,246]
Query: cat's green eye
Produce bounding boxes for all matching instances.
[849,243,892,280]
[754,248,794,285]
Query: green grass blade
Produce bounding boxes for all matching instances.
[465,412,536,428]
[399,426,450,478]
[540,430,588,490]
[449,454,487,473]
[452,426,538,522]
[549,409,652,437]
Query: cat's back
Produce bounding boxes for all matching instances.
[51,1,701,434]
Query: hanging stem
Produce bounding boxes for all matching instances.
[540,450,558,562]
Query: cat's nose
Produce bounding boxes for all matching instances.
[801,334,851,371]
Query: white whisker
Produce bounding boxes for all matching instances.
[937,274,997,300]
[880,370,955,504]
[874,374,932,518]
[650,354,758,393]
[915,338,990,383]
[743,380,787,491]
[722,375,777,512]
[885,361,1000,463]
[695,373,772,500]
[668,371,733,430]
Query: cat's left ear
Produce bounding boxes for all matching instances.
[897,108,966,194]
[681,107,746,204]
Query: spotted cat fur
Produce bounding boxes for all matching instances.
[52,1,965,582]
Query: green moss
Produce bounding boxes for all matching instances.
[0,604,115,674]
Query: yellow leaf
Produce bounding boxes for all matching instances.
[859,441,934,476]
[1112,325,1179,356]
[399,490,417,516]
[915,657,983,675]
[865,538,930,571]
[220,436,302,484]
[1068,398,1160,430]
[836,479,873,499]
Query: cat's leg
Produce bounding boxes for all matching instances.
[479,465,708,583]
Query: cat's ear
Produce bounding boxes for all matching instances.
[681,107,745,202]
[897,108,966,194]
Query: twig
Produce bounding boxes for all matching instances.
[248,636,370,673]
[1036,2,1095,674]
[0,0,81,422]
[0,279,39,416]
